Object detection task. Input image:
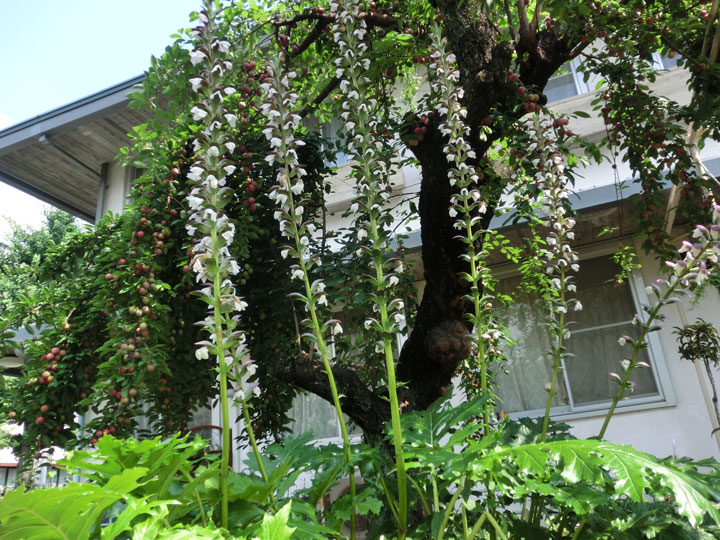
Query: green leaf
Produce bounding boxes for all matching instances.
[479,439,720,527]
[256,503,295,540]
[0,468,146,540]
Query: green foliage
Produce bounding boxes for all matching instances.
[2,0,720,538]
[0,467,148,540]
[0,209,79,316]
[676,319,720,366]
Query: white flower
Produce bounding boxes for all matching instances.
[195,346,209,360]
[281,249,289,259]
[291,268,304,280]
[290,181,304,195]
[191,106,208,121]
[333,322,343,335]
[389,275,399,287]
[189,78,203,92]
[618,336,627,346]
[190,50,207,66]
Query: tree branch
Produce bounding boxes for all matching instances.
[299,77,341,118]
[275,356,391,439]
[503,0,518,42]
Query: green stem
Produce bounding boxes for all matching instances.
[180,468,208,527]
[465,227,490,434]
[571,517,587,540]
[430,465,440,512]
[467,511,509,540]
[379,474,401,526]
[541,266,566,442]
[436,474,469,540]
[407,474,432,516]
[286,174,356,540]
[210,225,230,530]
[369,213,407,538]
[462,502,469,539]
[598,267,692,438]
[241,399,268,482]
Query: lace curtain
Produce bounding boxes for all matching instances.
[493,256,658,414]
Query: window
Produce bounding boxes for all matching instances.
[319,117,350,167]
[1,466,17,493]
[545,58,589,103]
[652,52,679,70]
[287,312,409,441]
[493,254,673,417]
[123,166,144,202]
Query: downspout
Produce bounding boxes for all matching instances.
[95,163,109,223]
[675,302,720,453]
[665,6,720,234]
[73,163,109,484]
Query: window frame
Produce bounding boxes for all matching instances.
[492,241,676,421]
[286,314,409,444]
[545,57,589,103]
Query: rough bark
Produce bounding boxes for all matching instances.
[394,0,575,411]
[279,0,581,438]
[276,356,391,441]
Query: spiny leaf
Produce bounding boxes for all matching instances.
[256,502,295,540]
[0,468,146,540]
[479,439,720,527]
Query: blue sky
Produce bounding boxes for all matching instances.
[0,0,202,236]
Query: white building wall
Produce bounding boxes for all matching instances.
[567,246,720,460]
[101,163,129,217]
[95,62,720,465]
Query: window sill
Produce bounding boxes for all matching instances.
[507,394,674,423]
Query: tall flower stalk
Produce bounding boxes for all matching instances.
[599,203,720,438]
[521,116,582,443]
[331,0,408,534]
[260,54,357,539]
[427,24,497,434]
[185,1,258,528]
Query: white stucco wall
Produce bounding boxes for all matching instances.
[101,163,129,217]
[566,246,720,461]
[95,63,720,466]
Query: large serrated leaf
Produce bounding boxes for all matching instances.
[256,502,295,540]
[0,467,146,540]
[480,439,720,527]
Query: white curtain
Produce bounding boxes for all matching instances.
[493,256,658,414]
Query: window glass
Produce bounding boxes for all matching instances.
[320,118,349,166]
[493,255,659,414]
[544,71,580,103]
[288,391,362,440]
